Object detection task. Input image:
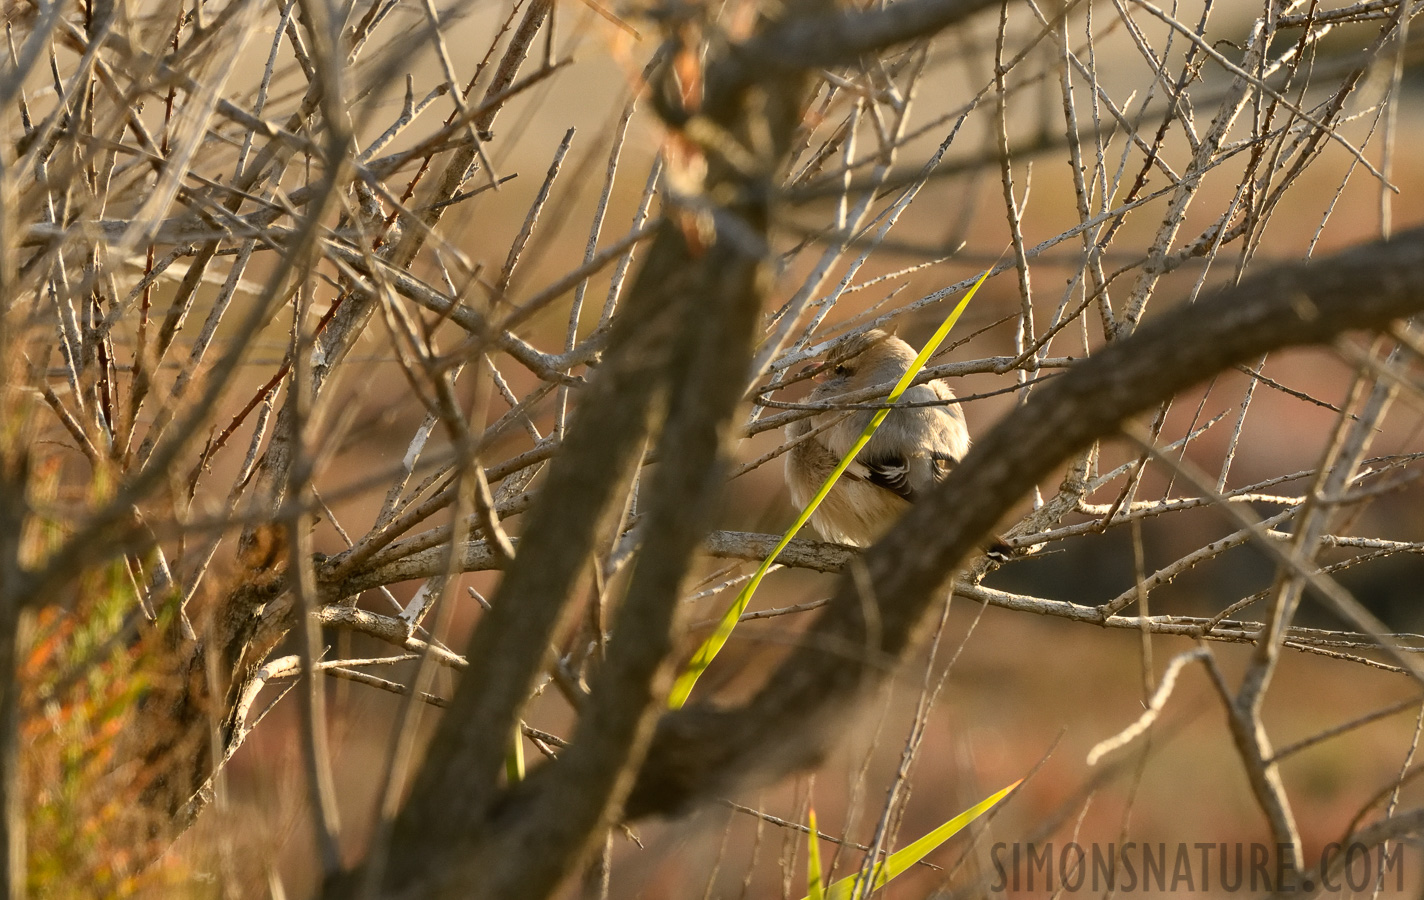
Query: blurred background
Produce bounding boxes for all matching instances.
[210,1,1424,896]
[14,0,1424,894]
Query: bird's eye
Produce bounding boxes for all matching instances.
[833,364,851,376]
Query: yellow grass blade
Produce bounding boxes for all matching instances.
[807,808,825,900]
[806,780,1021,900]
[668,267,992,709]
[506,724,525,783]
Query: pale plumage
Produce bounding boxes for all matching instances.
[785,329,969,546]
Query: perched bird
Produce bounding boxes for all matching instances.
[784,329,969,547]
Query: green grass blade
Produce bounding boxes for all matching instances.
[811,779,1021,900]
[668,267,993,709]
[807,808,825,900]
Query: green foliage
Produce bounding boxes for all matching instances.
[20,465,188,896]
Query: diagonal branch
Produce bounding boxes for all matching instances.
[627,224,1424,818]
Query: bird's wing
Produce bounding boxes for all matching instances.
[860,453,915,501]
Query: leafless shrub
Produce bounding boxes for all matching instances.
[3,0,1424,895]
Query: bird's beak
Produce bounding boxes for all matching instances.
[798,362,831,383]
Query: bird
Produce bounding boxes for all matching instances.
[784,328,970,547]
